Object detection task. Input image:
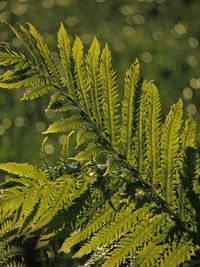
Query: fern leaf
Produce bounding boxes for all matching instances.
[59,195,121,252]
[73,141,112,161]
[0,74,47,89]
[136,79,148,175]
[0,65,33,80]
[21,84,54,100]
[31,173,94,231]
[27,23,62,87]
[0,188,25,219]
[121,59,139,161]
[102,213,170,267]
[28,181,56,227]
[145,81,161,185]
[0,244,23,264]
[180,147,200,225]
[3,176,37,187]
[100,44,120,149]
[0,163,47,184]
[7,23,40,66]
[57,23,75,96]
[58,131,74,166]
[134,242,169,267]
[178,116,197,219]
[76,126,98,148]
[0,220,20,243]
[74,205,148,258]
[86,37,103,128]
[0,43,27,66]
[72,36,91,115]
[57,23,71,79]
[43,115,90,134]
[19,187,42,228]
[160,99,183,207]
[31,176,76,230]
[160,237,195,267]
[182,115,196,149]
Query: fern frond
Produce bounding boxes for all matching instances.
[121,59,139,163]
[58,131,74,166]
[178,116,197,220]
[30,176,75,231]
[182,115,196,149]
[1,24,200,267]
[43,114,90,134]
[86,37,103,128]
[100,44,120,149]
[46,91,69,111]
[102,213,171,267]
[31,174,94,231]
[57,23,72,85]
[74,205,147,258]
[136,79,148,175]
[0,244,23,264]
[0,187,25,219]
[76,126,98,148]
[72,36,91,115]
[2,176,37,187]
[19,187,42,229]
[0,74,47,89]
[180,147,200,227]
[0,219,20,244]
[7,23,41,66]
[133,241,169,267]
[21,84,54,100]
[58,23,76,97]
[59,194,121,252]
[0,177,41,231]
[145,81,161,185]
[160,236,195,267]
[0,163,47,184]
[27,23,62,87]
[73,140,112,161]
[160,99,183,207]
[0,42,27,66]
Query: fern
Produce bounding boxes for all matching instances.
[72,37,91,115]
[28,23,62,87]
[145,81,161,185]
[57,23,74,92]
[121,59,139,164]
[44,114,90,134]
[160,99,183,208]
[0,23,200,266]
[86,36,103,128]
[0,42,27,66]
[100,44,120,149]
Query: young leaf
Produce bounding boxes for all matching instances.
[161,99,183,207]
[100,44,120,149]
[86,37,103,128]
[121,59,139,162]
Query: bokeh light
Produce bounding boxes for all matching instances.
[44,143,55,154]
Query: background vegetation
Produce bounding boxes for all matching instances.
[0,0,200,163]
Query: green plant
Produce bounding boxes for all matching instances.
[0,23,200,266]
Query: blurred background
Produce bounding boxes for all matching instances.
[0,0,200,165]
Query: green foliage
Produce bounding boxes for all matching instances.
[0,23,200,266]
[1,0,200,168]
